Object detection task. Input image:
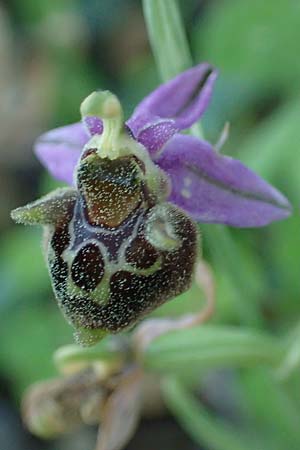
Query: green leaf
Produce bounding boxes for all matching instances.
[162,376,257,450]
[239,367,300,449]
[142,325,284,374]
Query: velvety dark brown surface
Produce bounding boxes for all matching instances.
[49,200,197,333]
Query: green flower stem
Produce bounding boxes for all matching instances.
[143,0,192,81]
[143,0,261,326]
[142,325,284,374]
[162,376,256,450]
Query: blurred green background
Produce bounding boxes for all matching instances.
[1,0,300,449]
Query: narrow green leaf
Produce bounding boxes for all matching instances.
[162,376,255,450]
[142,325,284,374]
[240,367,300,449]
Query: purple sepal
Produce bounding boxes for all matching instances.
[127,63,217,153]
[34,122,89,185]
[155,134,292,227]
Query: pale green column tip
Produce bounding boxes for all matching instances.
[80,90,122,120]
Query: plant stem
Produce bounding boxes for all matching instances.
[142,0,192,81]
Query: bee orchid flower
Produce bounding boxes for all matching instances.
[11,63,292,346]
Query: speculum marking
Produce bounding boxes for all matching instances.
[71,243,105,292]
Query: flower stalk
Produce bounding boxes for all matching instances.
[142,0,192,81]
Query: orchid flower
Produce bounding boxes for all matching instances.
[11,63,292,346]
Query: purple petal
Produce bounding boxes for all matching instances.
[155,134,292,227]
[129,117,177,156]
[127,63,217,154]
[34,122,89,185]
[83,116,103,135]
